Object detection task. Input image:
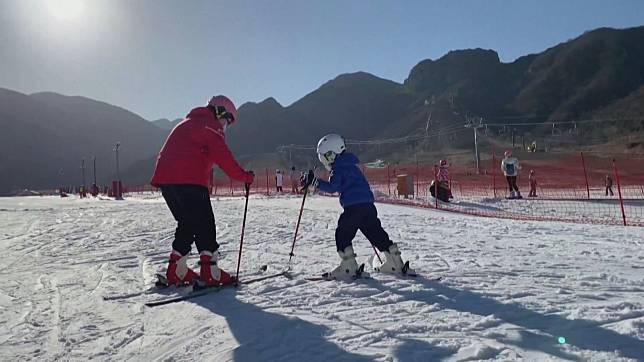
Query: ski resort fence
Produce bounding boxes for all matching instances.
[123,152,644,227]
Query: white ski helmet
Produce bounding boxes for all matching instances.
[317,134,346,170]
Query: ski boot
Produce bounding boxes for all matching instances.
[324,246,368,280]
[197,250,234,288]
[165,250,199,286]
[377,243,416,276]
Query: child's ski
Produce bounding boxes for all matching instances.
[304,263,370,281]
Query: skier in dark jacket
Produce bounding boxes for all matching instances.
[151,95,254,287]
[605,175,614,196]
[306,134,415,279]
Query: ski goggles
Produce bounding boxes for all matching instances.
[318,151,337,165]
[214,105,235,124]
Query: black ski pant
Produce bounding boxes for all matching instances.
[335,203,393,253]
[606,186,614,196]
[161,184,218,256]
[506,176,519,192]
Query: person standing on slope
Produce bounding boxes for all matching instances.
[151,95,254,287]
[605,174,614,196]
[528,169,538,197]
[290,166,298,193]
[437,159,453,199]
[305,134,416,280]
[501,149,522,199]
[275,169,284,193]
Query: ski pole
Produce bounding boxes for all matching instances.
[371,245,383,264]
[288,169,316,265]
[235,183,251,282]
[288,187,308,264]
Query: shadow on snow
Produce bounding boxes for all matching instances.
[376,275,644,361]
[191,291,374,362]
[183,275,643,361]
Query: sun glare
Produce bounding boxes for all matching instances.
[48,0,85,21]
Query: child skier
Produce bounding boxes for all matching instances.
[305,134,416,280]
[528,170,537,197]
[151,95,254,287]
[501,150,522,199]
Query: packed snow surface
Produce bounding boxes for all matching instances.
[1,194,644,361]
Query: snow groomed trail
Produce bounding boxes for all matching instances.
[1,195,643,361]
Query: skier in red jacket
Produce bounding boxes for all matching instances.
[151,95,254,287]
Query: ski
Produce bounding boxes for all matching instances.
[304,263,369,281]
[145,282,236,307]
[241,269,292,284]
[102,274,190,301]
[367,258,443,281]
[144,269,291,307]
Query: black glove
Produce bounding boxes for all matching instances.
[302,169,318,193]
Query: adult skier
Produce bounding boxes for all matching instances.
[275,169,284,193]
[501,149,522,199]
[605,174,614,196]
[437,159,453,199]
[305,134,415,279]
[151,95,254,287]
[290,166,298,193]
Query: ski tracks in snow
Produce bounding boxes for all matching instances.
[1,195,644,361]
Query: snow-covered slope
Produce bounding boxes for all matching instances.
[1,195,643,361]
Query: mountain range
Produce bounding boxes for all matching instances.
[1,26,643,195]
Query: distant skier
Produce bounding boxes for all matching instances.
[605,174,614,196]
[151,95,254,287]
[299,171,307,192]
[290,166,298,193]
[275,169,284,193]
[501,149,522,199]
[90,183,99,197]
[528,170,538,197]
[437,159,453,199]
[305,134,415,279]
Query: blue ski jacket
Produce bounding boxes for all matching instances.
[317,152,375,208]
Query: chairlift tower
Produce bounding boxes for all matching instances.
[465,116,484,174]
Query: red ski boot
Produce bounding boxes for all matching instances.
[166,250,199,286]
[198,250,234,287]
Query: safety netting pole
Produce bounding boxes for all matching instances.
[581,152,590,199]
[265,168,270,196]
[492,147,497,198]
[612,158,627,226]
[387,164,391,196]
[415,159,420,199]
[434,164,439,209]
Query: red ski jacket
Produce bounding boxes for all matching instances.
[150,107,253,188]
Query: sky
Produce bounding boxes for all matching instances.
[1,0,643,121]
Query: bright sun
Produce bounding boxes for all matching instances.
[48,0,85,21]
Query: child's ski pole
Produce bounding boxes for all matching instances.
[287,170,314,266]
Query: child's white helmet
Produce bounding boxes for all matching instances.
[317,134,346,170]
